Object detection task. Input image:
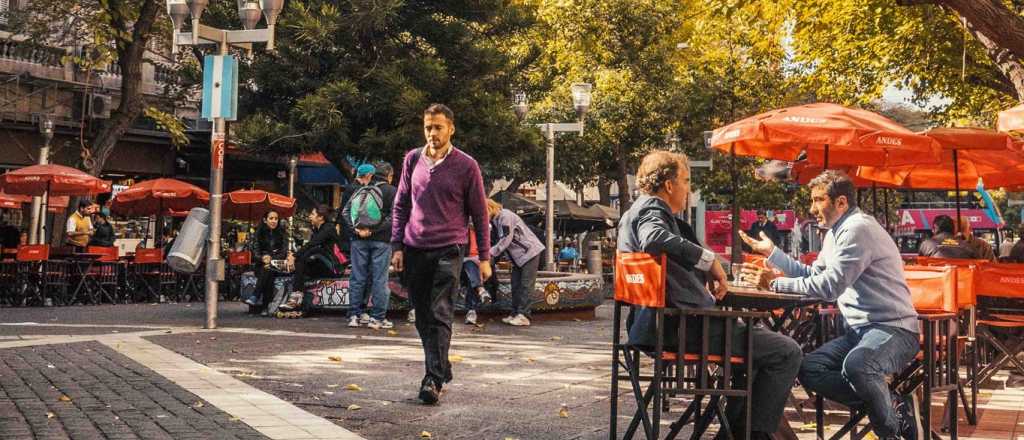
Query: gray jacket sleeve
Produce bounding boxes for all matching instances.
[490,210,515,259]
[636,207,709,269]
[769,224,871,301]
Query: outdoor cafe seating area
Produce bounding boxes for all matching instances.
[611,252,1024,440]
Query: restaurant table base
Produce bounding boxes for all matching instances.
[16,260,70,306]
[0,260,17,306]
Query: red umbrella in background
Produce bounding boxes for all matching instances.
[0,164,111,196]
[223,190,296,222]
[111,178,209,217]
[0,191,30,209]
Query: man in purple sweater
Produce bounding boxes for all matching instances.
[392,103,492,404]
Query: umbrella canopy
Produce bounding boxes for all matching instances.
[0,164,111,196]
[857,128,1024,190]
[223,190,296,222]
[492,191,544,217]
[111,178,210,217]
[0,191,31,209]
[998,104,1024,136]
[709,103,941,167]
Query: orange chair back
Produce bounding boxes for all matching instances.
[86,246,119,262]
[134,248,164,264]
[916,257,984,308]
[976,262,1024,298]
[228,250,251,266]
[16,245,49,262]
[904,265,957,313]
[614,252,666,308]
[800,252,818,265]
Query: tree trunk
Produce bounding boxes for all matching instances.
[615,146,632,214]
[939,0,1024,63]
[963,15,1024,100]
[598,176,612,205]
[86,0,161,176]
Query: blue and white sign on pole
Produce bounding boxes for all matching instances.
[200,54,238,121]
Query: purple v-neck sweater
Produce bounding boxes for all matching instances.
[391,146,491,260]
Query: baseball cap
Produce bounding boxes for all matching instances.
[356,164,376,177]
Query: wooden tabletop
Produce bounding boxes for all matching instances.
[721,285,819,309]
[727,285,807,301]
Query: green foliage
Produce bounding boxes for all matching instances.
[143,107,189,147]
[235,0,540,179]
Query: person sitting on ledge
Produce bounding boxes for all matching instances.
[280,205,342,311]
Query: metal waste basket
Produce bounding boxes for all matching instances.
[167,207,210,273]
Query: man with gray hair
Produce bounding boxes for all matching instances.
[741,170,923,440]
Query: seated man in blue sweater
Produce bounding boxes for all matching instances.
[740,170,922,440]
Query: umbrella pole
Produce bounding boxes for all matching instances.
[953,149,962,236]
[824,144,829,169]
[39,182,50,245]
[872,183,879,218]
[731,144,741,265]
[883,190,890,229]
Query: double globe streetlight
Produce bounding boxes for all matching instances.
[512,83,592,271]
[165,0,283,329]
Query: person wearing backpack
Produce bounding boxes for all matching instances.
[342,163,398,329]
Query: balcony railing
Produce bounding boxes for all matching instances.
[0,38,64,67]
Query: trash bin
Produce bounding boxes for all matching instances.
[167,207,210,273]
[588,241,602,275]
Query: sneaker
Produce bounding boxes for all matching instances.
[465,310,478,325]
[359,313,371,325]
[347,316,360,328]
[366,318,383,330]
[501,315,514,324]
[895,392,922,440]
[418,381,440,405]
[277,292,302,311]
[477,288,492,304]
[506,314,531,326]
[379,319,394,329]
[407,309,416,323]
[243,295,259,306]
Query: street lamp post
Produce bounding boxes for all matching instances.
[28,115,54,245]
[166,0,283,329]
[513,83,592,271]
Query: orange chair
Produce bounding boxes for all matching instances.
[222,250,253,301]
[15,245,70,306]
[128,248,176,302]
[817,267,960,440]
[611,252,767,440]
[974,262,1024,397]
[81,246,121,303]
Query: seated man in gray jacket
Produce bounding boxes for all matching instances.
[741,170,922,440]
[618,150,802,440]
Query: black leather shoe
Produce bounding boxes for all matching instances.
[418,382,440,405]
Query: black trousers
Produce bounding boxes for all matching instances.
[256,266,281,310]
[405,245,462,388]
[291,252,335,293]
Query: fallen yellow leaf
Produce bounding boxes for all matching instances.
[58,395,71,402]
[420,431,432,438]
[328,355,342,362]
[525,358,536,363]
[558,404,569,418]
[345,384,362,391]
[193,401,204,408]
[387,330,398,336]
[46,412,55,419]
[550,336,562,341]
[347,404,361,411]
[449,354,464,363]
[327,384,340,388]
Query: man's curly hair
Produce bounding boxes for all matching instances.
[637,150,689,194]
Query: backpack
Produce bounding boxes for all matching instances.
[349,183,385,229]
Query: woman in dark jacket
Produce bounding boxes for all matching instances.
[245,210,289,312]
[279,205,342,311]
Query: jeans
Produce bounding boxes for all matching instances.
[510,255,540,316]
[799,324,919,438]
[462,260,483,310]
[347,240,393,320]
[405,245,461,389]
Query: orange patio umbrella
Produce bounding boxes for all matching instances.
[222,189,296,222]
[0,164,112,196]
[709,103,941,168]
[858,127,1024,223]
[111,178,210,217]
[0,191,31,209]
